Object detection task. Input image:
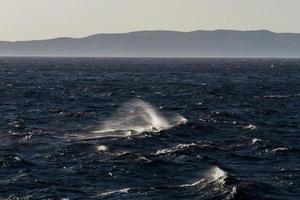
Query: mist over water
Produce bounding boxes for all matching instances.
[91,99,187,138]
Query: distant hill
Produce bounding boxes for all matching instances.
[1,30,300,57]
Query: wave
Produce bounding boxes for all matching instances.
[251,138,262,144]
[179,179,205,187]
[98,188,131,197]
[179,166,237,199]
[89,99,187,138]
[271,147,289,153]
[155,143,197,155]
[264,93,300,99]
[96,145,109,152]
[179,166,228,187]
[98,167,231,198]
[242,124,257,131]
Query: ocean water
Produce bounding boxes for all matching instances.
[0,57,299,200]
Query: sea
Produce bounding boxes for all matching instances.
[0,57,299,200]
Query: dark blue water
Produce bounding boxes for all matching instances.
[0,58,299,200]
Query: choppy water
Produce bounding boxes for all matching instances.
[0,57,299,200]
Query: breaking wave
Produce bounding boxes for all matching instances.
[209,166,228,183]
[90,99,187,138]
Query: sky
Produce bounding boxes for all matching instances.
[0,0,299,41]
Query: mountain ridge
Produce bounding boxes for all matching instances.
[1,30,300,57]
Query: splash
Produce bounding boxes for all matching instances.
[209,166,227,182]
[91,99,187,138]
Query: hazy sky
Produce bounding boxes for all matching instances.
[0,0,299,41]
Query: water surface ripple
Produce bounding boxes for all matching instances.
[0,58,299,200]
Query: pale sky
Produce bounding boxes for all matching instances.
[0,0,299,41]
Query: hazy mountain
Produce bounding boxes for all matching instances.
[1,30,300,57]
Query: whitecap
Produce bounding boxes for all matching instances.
[96,145,109,152]
[179,166,228,189]
[243,124,257,130]
[271,147,289,153]
[155,143,197,155]
[265,94,289,98]
[179,179,205,187]
[251,138,262,144]
[264,94,300,99]
[13,156,21,161]
[99,188,130,197]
